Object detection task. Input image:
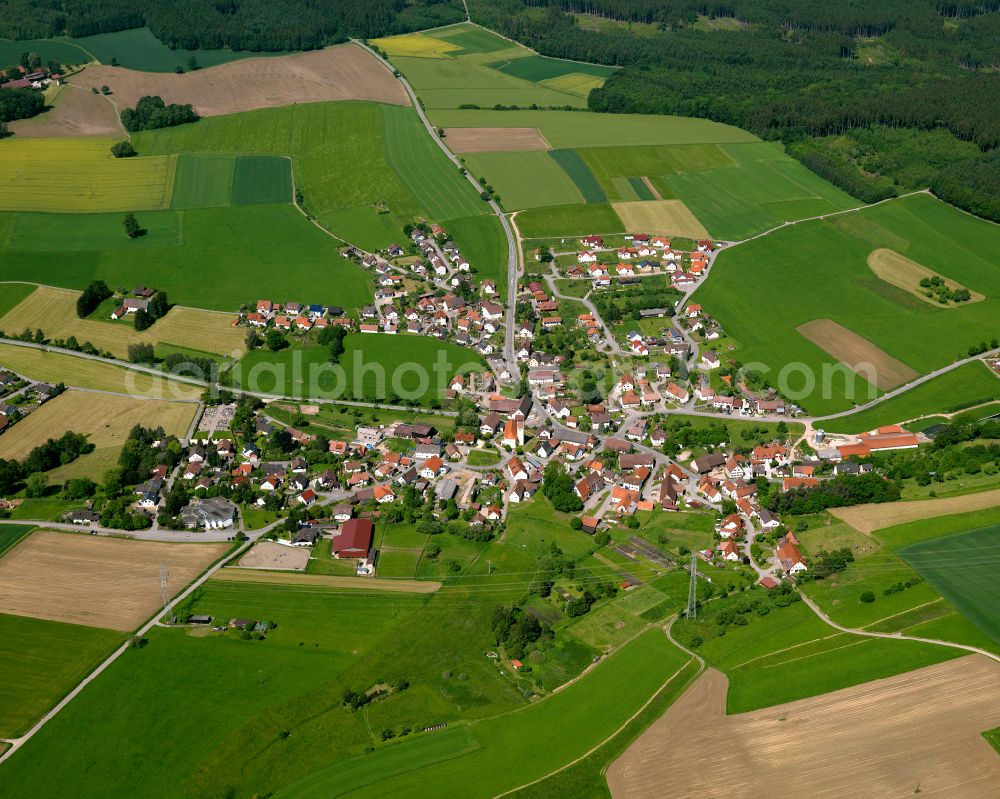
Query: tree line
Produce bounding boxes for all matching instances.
[0,0,466,52]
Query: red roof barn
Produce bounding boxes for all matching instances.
[332,518,373,558]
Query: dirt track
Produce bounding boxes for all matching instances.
[608,657,1000,798]
[69,43,408,119]
[0,531,227,631]
[832,488,1000,534]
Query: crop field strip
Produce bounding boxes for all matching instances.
[0,531,228,631]
[612,199,710,240]
[609,657,1000,799]
[0,286,247,358]
[548,150,607,203]
[831,488,1000,535]
[463,151,585,209]
[797,318,918,391]
[867,247,984,306]
[0,138,175,213]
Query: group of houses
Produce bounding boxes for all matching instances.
[570,234,717,292]
[243,299,348,333]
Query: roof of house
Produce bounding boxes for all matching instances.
[332,518,373,555]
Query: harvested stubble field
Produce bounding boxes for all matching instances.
[0,343,203,399]
[211,568,440,593]
[831,488,1000,534]
[70,44,408,118]
[7,85,121,138]
[0,138,174,213]
[609,657,1000,799]
[612,199,710,239]
[797,318,918,391]
[0,389,196,482]
[0,286,246,359]
[445,127,550,153]
[868,247,984,307]
[0,531,227,631]
[237,541,310,571]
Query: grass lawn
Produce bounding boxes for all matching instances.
[415,534,486,580]
[378,550,422,578]
[515,203,624,239]
[898,523,1000,645]
[0,613,122,738]
[463,151,584,210]
[553,278,590,298]
[693,193,1000,415]
[820,361,1000,434]
[0,343,202,400]
[0,578,527,798]
[0,205,372,313]
[466,449,500,466]
[380,522,430,550]
[273,628,691,798]
[5,497,81,521]
[233,334,484,401]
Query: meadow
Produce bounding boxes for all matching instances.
[693,193,1000,414]
[0,283,35,317]
[0,286,247,359]
[0,524,35,557]
[0,138,175,213]
[0,613,122,738]
[0,343,203,399]
[0,38,93,66]
[0,204,373,312]
[0,390,196,484]
[232,334,485,401]
[439,214,508,294]
[819,361,999,434]
[0,579,527,798]
[274,628,692,798]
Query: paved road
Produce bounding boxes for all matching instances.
[355,40,519,376]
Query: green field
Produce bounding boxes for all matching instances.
[430,109,758,148]
[0,524,35,557]
[487,55,615,83]
[663,142,856,239]
[0,205,373,312]
[0,282,36,317]
[233,334,485,401]
[820,361,1000,434]
[136,101,486,250]
[899,523,1000,645]
[693,193,1000,414]
[170,154,292,209]
[440,214,508,293]
[380,104,486,222]
[466,449,500,466]
[577,143,733,201]
[0,38,93,66]
[0,613,121,738]
[274,628,691,798]
[70,27,288,71]
[0,579,526,798]
[515,203,624,239]
[548,149,607,203]
[463,151,584,210]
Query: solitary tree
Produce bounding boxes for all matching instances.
[123,213,140,239]
[111,140,136,158]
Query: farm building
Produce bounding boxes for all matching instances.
[332,518,374,558]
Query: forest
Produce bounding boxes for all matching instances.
[467,0,1000,221]
[0,0,466,50]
